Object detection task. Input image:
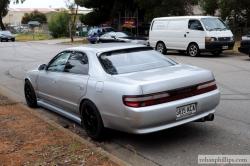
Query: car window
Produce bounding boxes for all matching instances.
[188,20,203,31]
[47,52,71,72]
[64,52,89,75]
[99,48,175,75]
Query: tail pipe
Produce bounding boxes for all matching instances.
[195,113,214,122]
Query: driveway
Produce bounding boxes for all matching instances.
[0,42,250,166]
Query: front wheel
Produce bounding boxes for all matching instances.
[156,42,167,54]
[81,100,106,141]
[24,80,37,108]
[187,43,200,57]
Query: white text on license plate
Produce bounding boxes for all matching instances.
[176,103,197,119]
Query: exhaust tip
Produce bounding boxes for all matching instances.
[204,113,214,121]
[194,113,215,122]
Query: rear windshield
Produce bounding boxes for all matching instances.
[99,48,175,75]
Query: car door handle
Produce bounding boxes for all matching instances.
[184,34,187,37]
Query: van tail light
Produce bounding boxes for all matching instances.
[123,80,217,108]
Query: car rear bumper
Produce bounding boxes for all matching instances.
[204,41,235,52]
[124,89,220,134]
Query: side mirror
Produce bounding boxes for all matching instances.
[38,64,47,71]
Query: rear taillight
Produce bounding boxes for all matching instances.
[123,80,217,108]
[196,80,217,95]
[123,93,170,108]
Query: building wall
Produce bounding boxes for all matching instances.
[3,11,25,25]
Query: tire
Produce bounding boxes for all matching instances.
[156,42,167,54]
[187,43,200,57]
[211,50,222,56]
[24,80,37,108]
[80,100,106,141]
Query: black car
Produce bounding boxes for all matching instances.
[0,31,15,42]
[98,32,148,45]
[238,34,250,56]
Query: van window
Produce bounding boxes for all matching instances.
[152,20,168,30]
[188,20,204,31]
[168,20,186,30]
[201,18,229,31]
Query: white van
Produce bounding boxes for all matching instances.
[149,16,235,56]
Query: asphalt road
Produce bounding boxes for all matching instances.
[0,42,250,166]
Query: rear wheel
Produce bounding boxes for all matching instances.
[80,100,106,141]
[24,80,37,108]
[156,42,167,54]
[187,43,200,57]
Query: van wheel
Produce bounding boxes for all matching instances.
[187,43,200,57]
[80,100,106,141]
[156,42,167,54]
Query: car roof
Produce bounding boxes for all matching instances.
[65,43,148,55]
[153,16,218,21]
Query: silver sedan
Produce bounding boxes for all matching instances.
[24,43,220,140]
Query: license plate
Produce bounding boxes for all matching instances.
[176,103,197,119]
[222,45,228,49]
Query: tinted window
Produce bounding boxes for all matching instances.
[99,48,175,75]
[47,52,71,72]
[64,52,89,75]
[188,20,203,31]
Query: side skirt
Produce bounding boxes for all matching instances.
[37,100,81,125]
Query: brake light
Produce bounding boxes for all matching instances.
[123,80,217,108]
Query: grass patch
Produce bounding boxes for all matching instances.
[15,33,52,41]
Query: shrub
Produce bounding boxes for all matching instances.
[48,11,70,38]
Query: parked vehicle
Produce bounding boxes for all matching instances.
[87,27,115,44]
[0,31,15,42]
[99,31,148,45]
[25,43,220,140]
[238,34,250,57]
[149,16,235,56]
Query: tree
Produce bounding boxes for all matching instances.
[48,11,70,38]
[0,0,25,30]
[199,0,218,15]
[218,0,250,34]
[21,10,47,24]
[76,0,195,26]
[66,0,79,42]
